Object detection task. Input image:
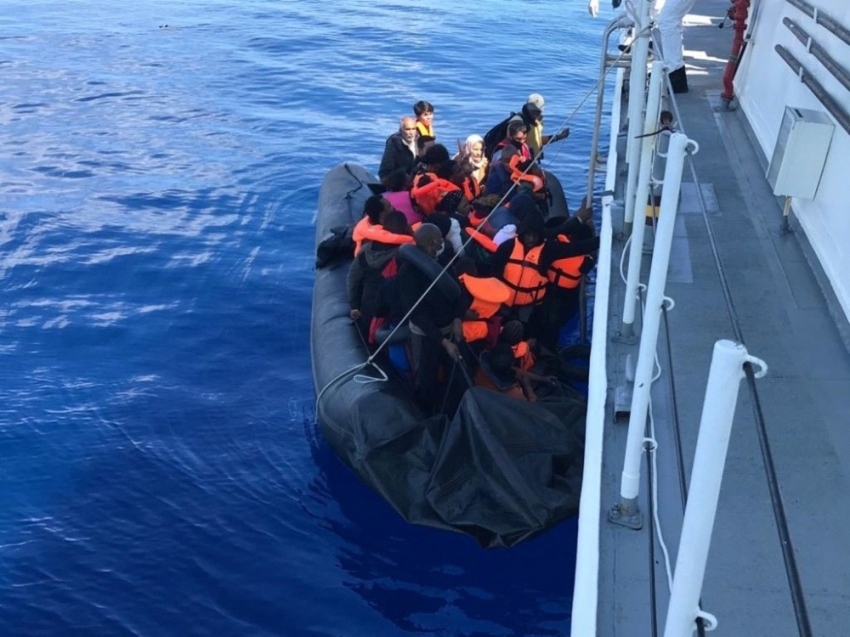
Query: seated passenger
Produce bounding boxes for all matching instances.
[410,145,461,215]
[499,121,546,194]
[455,134,490,186]
[457,264,511,348]
[352,195,414,256]
[347,211,412,330]
[381,169,422,225]
[473,343,529,401]
[500,319,536,372]
[491,211,549,325]
[379,117,419,183]
[394,224,470,414]
[536,202,600,351]
[413,100,436,155]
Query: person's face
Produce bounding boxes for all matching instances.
[401,119,417,143]
[419,111,434,126]
[470,142,483,161]
[512,129,528,144]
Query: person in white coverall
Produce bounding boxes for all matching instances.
[587,0,695,93]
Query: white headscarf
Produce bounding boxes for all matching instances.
[462,134,486,169]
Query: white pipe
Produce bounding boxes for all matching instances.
[662,340,767,637]
[623,0,652,234]
[621,60,665,338]
[619,133,695,507]
[570,65,625,637]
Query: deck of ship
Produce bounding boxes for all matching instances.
[598,1,850,635]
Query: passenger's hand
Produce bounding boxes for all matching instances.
[576,202,593,224]
[451,318,464,342]
[555,128,570,142]
[350,309,362,320]
[442,338,460,361]
[588,0,600,17]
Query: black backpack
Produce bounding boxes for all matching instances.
[482,112,517,162]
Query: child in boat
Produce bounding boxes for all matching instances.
[413,100,436,155]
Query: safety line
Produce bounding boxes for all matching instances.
[655,30,813,637]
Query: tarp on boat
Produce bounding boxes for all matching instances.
[312,163,585,548]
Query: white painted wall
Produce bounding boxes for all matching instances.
[735,0,850,321]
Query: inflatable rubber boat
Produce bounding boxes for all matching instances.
[311,163,587,548]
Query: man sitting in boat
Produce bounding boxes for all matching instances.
[485,120,546,200]
[378,116,419,184]
[347,210,413,336]
[536,202,599,351]
[394,223,470,414]
[351,195,414,256]
[474,343,530,401]
[410,144,461,215]
[490,210,549,326]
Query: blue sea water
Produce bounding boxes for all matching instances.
[0,2,607,635]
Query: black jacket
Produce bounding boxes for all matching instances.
[378,133,417,181]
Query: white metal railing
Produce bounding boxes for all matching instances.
[569,65,625,637]
[611,132,698,526]
[663,341,767,637]
[622,0,653,236]
[618,59,665,342]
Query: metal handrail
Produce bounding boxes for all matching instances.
[585,13,635,207]
[775,45,850,135]
[786,0,850,47]
[783,17,850,93]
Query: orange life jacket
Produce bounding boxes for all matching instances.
[507,153,545,192]
[473,366,526,400]
[464,227,498,254]
[458,274,510,342]
[410,172,460,215]
[352,217,414,256]
[546,235,584,289]
[511,341,535,372]
[501,239,548,307]
[461,175,482,201]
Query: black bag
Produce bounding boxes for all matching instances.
[315,224,354,269]
[482,112,516,162]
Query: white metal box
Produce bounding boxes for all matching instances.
[766,106,834,199]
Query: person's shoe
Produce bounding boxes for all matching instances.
[668,66,689,94]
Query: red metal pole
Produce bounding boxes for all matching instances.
[721,0,750,105]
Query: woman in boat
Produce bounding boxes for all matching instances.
[456,134,489,187]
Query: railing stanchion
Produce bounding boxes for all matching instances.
[623,0,652,237]
[610,132,696,529]
[617,60,664,343]
[663,340,767,637]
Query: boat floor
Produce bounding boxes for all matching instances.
[599,1,850,634]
